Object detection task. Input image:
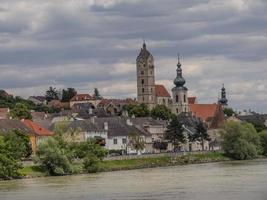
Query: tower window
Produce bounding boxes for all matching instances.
[151,88,153,92]
[184,94,186,103]
[141,79,144,84]
[176,95,179,103]
[143,97,145,102]
[176,108,179,113]
[142,88,145,93]
[150,71,153,75]
[141,71,144,75]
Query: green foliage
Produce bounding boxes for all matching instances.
[151,104,172,120]
[259,130,267,156]
[247,120,266,133]
[165,117,186,148]
[35,138,74,176]
[45,86,59,102]
[128,132,145,154]
[94,88,103,100]
[124,104,150,117]
[83,154,99,173]
[4,130,32,159]
[61,88,77,102]
[223,107,235,117]
[190,121,210,150]
[9,103,32,120]
[0,136,23,180]
[221,121,261,160]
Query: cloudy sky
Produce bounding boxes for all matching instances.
[0,0,266,112]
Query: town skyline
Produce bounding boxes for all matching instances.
[0,0,266,112]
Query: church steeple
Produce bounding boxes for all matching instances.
[174,54,186,87]
[219,84,228,106]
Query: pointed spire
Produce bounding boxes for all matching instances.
[143,39,146,50]
[177,53,181,68]
[174,53,185,87]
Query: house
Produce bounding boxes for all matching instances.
[0,108,10,119]
[48,99,70,110]
[0,119,36,154]
[70,94,102,108]
[22,119,54,154]
[28,96,47,105]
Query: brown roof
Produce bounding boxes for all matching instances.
[189,104,219,121]
[188,97,197,104]
[22,119,54,136]
[155,85,171,97]
[70,94,92,101]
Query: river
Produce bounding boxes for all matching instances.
[1,159,267,200]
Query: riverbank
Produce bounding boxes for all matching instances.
[19,152,230,179]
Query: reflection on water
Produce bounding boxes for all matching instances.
[1,159,267,200]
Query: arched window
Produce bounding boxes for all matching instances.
[176,108,179,113]
[184,94,186,103]
[142,88,145,93]
[176,95,179,103]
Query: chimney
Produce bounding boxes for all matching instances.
[104,122,108,130]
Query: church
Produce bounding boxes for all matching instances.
[136,42,228,129]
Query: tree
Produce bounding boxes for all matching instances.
[9,103,32,120]
[220,121,261,160]
[165,117,186,150]
[223,107,235,117]
[45,87,59,102]
[4,130,32,159]
[191,121,210,151]
[125,104,150,117]
[35,138,74,176]
[61,88,77,102]
[94,88,102,100]
[153,141,168,152]
[151,104,172,120]
[128,132,145,155]
[259,130,267,156]
[0,136,22,180]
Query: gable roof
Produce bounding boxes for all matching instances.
[189,104,219,122]
[0,119,34,135]
[155,85,171,97]
[22,119,54,136]
[188,97,197,104]
[70,94,92,101]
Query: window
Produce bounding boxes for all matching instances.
[143,97,145,102]
[176,95,179,103]
[141,79,144,84]
[113,138,117,145]
[184,94,186,103]
[141,71,144,75]
[150,71,153,75]
[122,138,127,144]
[151,88,153,92]
[176,108,179,113]
[142,88,145,93]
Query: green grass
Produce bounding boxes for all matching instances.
[19,166,46,178]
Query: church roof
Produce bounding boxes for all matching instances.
[155,85,171,97]
[136,42,152,61]
[189,104,219,122]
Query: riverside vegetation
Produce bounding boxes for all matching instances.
[1,120,267,180]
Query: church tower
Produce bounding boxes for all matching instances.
[171,55,189,114]
[218,84,228,108]
[136,42,156,110]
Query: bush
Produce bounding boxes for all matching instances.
[83,154,99,173]
[259,130,267,156]
[221,121,261,160]
[35,138,74,176]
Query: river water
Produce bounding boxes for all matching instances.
[1,159,267,200]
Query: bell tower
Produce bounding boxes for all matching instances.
[136,42,156,110]
[171,54,189,114]
[218,84,228,108]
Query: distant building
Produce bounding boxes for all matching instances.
[28,96,47,105]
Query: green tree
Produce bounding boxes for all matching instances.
[0,136,22,180]
[4,130,32,159]
[9,103,32,120]
[165,117,186,150]
[45,86,59,102]
[220,121,261,160]
[191,121,210,151]
[125,104,150,117]
[61,88,77,102]
[128,133,145,155]
[259,130,267,156]
[223,107,235,117]
[35,138,74,176]
[151,104,172,120]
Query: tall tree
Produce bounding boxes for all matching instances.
[45,87,59,102]
[192,121,210,151]
[9,103,32,120]
[165,117,186,150]
[94,88,102,100]
[61,88,77,102]
[128,132,145,155]
[151,104,172,120]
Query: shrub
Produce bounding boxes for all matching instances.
[35,138,73,176]
[220,121,261,160]
[83,154,99,173]
[259,130,267,156]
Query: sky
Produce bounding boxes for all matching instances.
[0,0,266,112]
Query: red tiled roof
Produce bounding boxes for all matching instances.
[188,97,197,104]
[189,104,219,122]
[22,119,54,136]
[70,94,92,101]
[155,85,171,97]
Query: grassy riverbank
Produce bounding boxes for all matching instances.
[19,152,230,178]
